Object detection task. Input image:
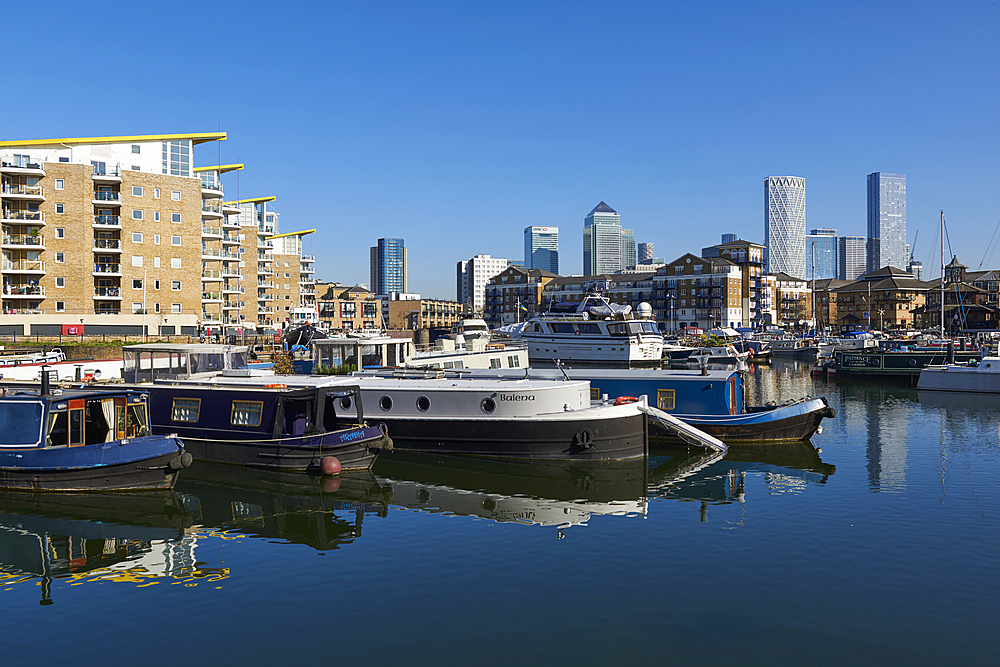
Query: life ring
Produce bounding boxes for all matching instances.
[614,396,639,405]
[574,330,581,335]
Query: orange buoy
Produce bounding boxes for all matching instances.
[614,396,639,405]
[321,456,342,475]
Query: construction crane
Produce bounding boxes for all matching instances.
[909,230,918,263]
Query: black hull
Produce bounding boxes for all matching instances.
[0,450,182,492]
[654,405,833,445]
[180,434,383,471]
[376,413,648,461]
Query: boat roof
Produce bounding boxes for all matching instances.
[126,343,249,353]
[1,387,148,402]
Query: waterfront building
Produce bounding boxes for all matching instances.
[385,297,464,331]
[370,238,406,295]
[867,172,907,275]
[764,176,807,278]
[583,202,622,275]
[194,164,245,331]
[483,266,559,327]
[524,226,559,274]
[456,254,509,313]
[770,272,813,330]
[839,235,867,281]
[654,254,743,330]
[810,278,851,333]
[638,242,654,264]
[269,230,317,325]
[916,258,999,332]
[700,237,768,328]
[621,227,636,270]
[830,266,927,333]
[542,272,656,315]
[316,283,380,331]
[806,228,838,281]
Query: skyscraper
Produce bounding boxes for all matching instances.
[638,242,654,263]
[583,201,622,275]
[620,228,636,270]
[806,228,838,280]
[370,238,407,295]
[456,254,510,312]
[764,176,807,278]
[867,172,907,273]
[839,236,867,281]
[523,226,559,273]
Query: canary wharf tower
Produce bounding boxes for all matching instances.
[764,176,807,278]
[867,172,907,273]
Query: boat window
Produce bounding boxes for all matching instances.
[590,387,601,400]
[481,397,496,414]
[507,355,520,368]
[533,323,541,332]
[189,353,225,374]
[171,398,201,422]
[231,401,263,427]
[577,323,602,335]
[416,396,430,412]
[443,361,454,369]
[550,323,575,334]
[628,322,659,335]
[340,396,352,410]
[68,404,85,446]
[453,361,464,369]
[379,396,393,411]
[123,402,149,438]
[657,389,676,411]
[0,401,43,447]
[489,357,502,369]
[607,323,628,337]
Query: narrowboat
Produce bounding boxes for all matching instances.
[823,348,980,378]
[123,344,390,471]
[768,338,823,359]
[468,367,835,444]
[0,375,190,492]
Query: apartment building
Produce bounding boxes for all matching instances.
[386,298,464,330]
[654,254,743,331]
[483,266,559,327]
[541,273,656,313]
[771,272,813,329]
[269,230,317,324]
[316,283,380,331]
[1,132,316,336]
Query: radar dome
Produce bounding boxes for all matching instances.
[637,302,653,318]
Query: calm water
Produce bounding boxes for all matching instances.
[1,360,998,665]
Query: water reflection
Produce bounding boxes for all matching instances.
[374,453,648,531]
[0,491,209,604]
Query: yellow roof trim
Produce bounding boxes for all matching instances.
[0,132,227,148]
[193,163,244,174]
[221,196,276,205]
[267,229,316,240]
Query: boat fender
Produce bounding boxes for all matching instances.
[321,456,342,475]
[575,428,594,448]
[614,396,639,405]
[180,452,193,468]
[815,426,823,435]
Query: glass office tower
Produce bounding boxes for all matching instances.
[764,176,807,278]
[806,228,838,280]
[523,226,559,273]
[867,172,907,273]
[583,201,622,275]
[370,238,407,294]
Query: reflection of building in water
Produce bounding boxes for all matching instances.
[743,360,821,407]
[864,395,909,491]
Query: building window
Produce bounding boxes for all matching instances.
[132,302,143,313]
[132,232,143,243]
[132,209,143,220]
[154,234,160,245]
[171,235,181,246]
[154,257,161,268]
[154,303,160,313]
[171,213,181,223]
[171,190,181,201]
[54,179,64,190]
[55,203,64,214]
[132,145,140,154]
[55,277,65,288]
[55,252,65,263]
[285,295,290,300]
[55,301,65,311]
[171,280,181,291]
[55,228,65,239]
[154,280,160,290]
[59,157,69,163]
[171,303,181,313]
[131,165,140,172]
[132,256,143,267]
[132,186,143,197]
[171,258,181,268]
[285,272,290,278]
[133,279,143,289]
[154,188,160,199]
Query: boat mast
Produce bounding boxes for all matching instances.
[940,210,945,339]
[811,241,816,335]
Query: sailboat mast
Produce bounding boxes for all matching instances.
[940,210,945,339]
[811,241,816,335]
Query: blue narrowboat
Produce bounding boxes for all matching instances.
[0,375,190,492]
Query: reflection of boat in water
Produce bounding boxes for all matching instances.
[374,452,649,529]
[174,462,392,551]
[648,442,836,506]
[0,491,195,604]
[916,389,1000,413]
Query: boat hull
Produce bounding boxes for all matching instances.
[175,426,388,471]
[0,437,187,492]
[672,398,835,443]
[832,350,980,377]
[375,410,648,461]
[521,338,663,366]
[916,358,1000,393]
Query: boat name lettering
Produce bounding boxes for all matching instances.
[339,430,367,442]
[499,394,535,402]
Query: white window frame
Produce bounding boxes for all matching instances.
[170,258,181,269]
[55,203,65,214]
[55,301,65,312]
[54,179,65,190]
[55,227,65,239]
[171,303,182,314]
[132,209,143,220]
[55,277,65,288]
[171,235,181,246]
[171,191,181,201]
[55,252,65,263]
[132,232,143,243]
[171,280,181,291]
[154,188,160,199]
[171,213,181,223]
[132,186,143,197]
[132,256,143,267]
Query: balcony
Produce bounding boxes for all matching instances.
[258,293,274,301]
[93,238,122,252]
[298,278,316,285]
[91,164,122,182]
[2,284,45,297]
[258,280,274,288]
[301,255,315,262]
[221,234,240,245]
[200,175,223,195]
[2,209,44,225]
[258,266,273,276]
[2,259,45,274]
[93,263,121,276]
[93,214,121,228]
[258,306,274,314]
[202,270,223,282]
[220,268,242,277]
[201,225,223,238]
[92,191,121,206]
[222,216,241,229]
[223,302,241,310]
[201,313,222,323]
[1,183,45,201]
[201,202,223,219]
[2,234,44,249]
[202,292,222,302]
[93,287,122,299]
[1,156,45,176]
[300,265,315,274]
[223,285,244,294]
[220,202,242,215]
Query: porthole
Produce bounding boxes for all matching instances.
[416,396,430,412]
[481,397,496,414]
[340,396,352,410]
[379,396,392,411]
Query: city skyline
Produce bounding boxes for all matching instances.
[5,2,996,299]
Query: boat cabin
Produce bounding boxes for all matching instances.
[124,344,250,382]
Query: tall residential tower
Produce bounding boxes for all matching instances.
[764,176,807,278]
[867,172,907,273]
[369,238,406,295]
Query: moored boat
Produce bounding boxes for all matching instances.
[917,356,1000,393]
[0,376,190,492]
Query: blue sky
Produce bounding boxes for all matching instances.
[6,1,998,298]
